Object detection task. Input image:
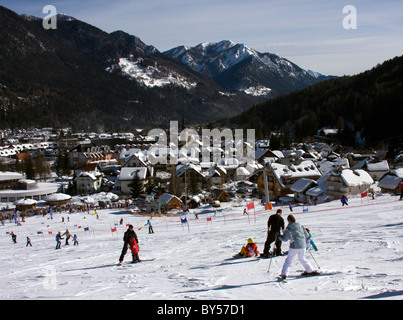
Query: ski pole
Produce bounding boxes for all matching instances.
[267,254,273,273]
[267,236,278,273]
[308,249,320,270]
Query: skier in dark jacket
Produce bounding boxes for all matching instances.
[261,209,285,257]
[119,225,138,264]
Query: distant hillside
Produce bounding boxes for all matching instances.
[0,6,259,131]
[232,55,403,147]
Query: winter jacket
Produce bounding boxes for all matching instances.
[267,214,285,233]
[239,243,259,257]
[130,237,139,254]
[123,229,138,245]
[399,181,403,190]
[278,222,309,249]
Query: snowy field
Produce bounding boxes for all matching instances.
[1,194,402,300]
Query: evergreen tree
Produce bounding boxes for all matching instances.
[24,153,35,180]
[128,170,143,199]
[189,170,199,195]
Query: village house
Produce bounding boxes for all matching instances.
[75,171,103,194]
[290,178,318,203]
[352,159,390,181]
[377,168,403,194]
[118,167,152,195]
[157,192,183,211]
[69,143,117,169]
[323,169,374,200]
[256,160,322,200]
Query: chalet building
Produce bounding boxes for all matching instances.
[323,169,373,200]
[378,168,403,193]
[256,160,322,200]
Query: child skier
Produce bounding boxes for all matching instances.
[305,228,318,251]
[73,234,78,246]
[26,236,32,247]
[130,236,141,263]
[11,232,17,243]
[239,238,259,258]
[145,219,154,234]
[341,195,348,206]
[56,232,63,249]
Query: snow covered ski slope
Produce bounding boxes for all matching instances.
[1,194,402,300]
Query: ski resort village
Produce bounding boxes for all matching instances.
[0,126,402,300]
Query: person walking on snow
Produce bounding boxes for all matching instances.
[119,225,138,264]
[26,236,32,247]
[10,232,17,243]
[261,209,285,257]
[278,215,317,279]
[145,219,154,234]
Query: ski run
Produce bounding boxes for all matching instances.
[1,193,402,300]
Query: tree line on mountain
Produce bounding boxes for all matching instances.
[232,55,403,150]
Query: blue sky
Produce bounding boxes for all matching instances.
[2,0,403,76]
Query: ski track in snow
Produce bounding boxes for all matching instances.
[1,194,402,300]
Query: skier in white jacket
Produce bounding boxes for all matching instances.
[277,215,317,279]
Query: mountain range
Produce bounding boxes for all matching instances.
[164,40,334,97]
[0,5,333,130]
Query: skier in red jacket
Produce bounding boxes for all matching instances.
[130,237,141,263]
[399,179,403,200]
[239,238,259,257]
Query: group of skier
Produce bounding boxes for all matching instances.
[55,229,79,249]
[238,208,319,279]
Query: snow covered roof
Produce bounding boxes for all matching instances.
[0,171,24,181]
[157,193,182,204]
[340,169,374,187]
[119,167,148,181]
[378,175,401,190]
[290,178,316,193]
[44,193,71,202]
[306,184,329,197]
[271,160,321,188]
[14,198,37,206]
[366,160,390,172]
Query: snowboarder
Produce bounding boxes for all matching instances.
[305,228,318,251]
[55,232,63,249]
[73,234,78,246]
[399,179,403,200]
[261,209,285,257]
[277,215,317,280]
[145,219,154,234]
[119,225,139,264]
[130,236,141,263]
[341,195,348,206]
[26,236,32,247]
[238,238,259,257]
[11,232,17,243]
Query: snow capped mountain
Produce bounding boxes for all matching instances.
[164,41,331,97]
[106,57,197,89]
